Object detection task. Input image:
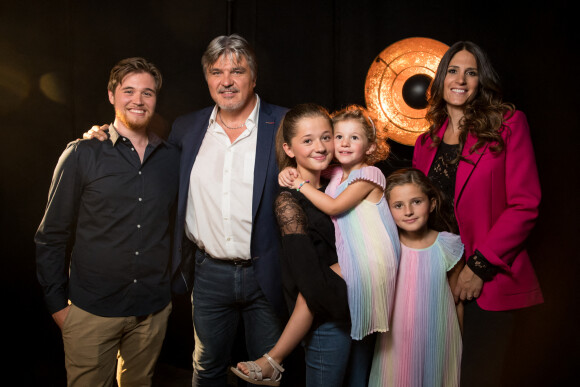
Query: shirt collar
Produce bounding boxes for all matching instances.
[208,94,260,133]
[108,124,165,147]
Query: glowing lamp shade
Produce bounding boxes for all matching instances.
[365,37,449,146]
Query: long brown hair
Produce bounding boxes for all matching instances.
[385,168,451,232]
[424,41,514,159]
[275,103,332,170]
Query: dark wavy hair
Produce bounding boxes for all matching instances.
[424,41,514,159]
[275,103,333,170]
[385,168,452,233]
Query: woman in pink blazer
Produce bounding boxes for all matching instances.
[412,41,543,386]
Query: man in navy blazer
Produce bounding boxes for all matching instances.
[169,34,287,386]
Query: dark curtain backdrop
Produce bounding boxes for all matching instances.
[1,0,576,385]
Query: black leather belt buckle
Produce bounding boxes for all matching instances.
[199,248,252,267]
[230,258,252,267]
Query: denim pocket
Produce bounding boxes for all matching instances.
[194,250,208,266]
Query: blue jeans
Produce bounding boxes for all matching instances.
[303,320,351,387]
[191,250,283,387]
[343,333,376,387]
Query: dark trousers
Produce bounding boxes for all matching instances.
[461,300,516,386]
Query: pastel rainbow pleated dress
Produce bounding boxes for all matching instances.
[326,166,400,340]
[369,232,463,387]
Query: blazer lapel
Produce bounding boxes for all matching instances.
[252,102,277,220]
[455,133,488,206]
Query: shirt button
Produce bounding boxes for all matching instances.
[226,237,231,241]
[131,147,135,151]
[135,251,139,255]
[137,225,141,228]
[138,198,142,201]
[138,171,142,175]
[134,279,137,283]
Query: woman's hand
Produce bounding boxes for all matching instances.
[278,167,299,188]
[453,265,484,302]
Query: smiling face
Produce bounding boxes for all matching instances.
[388,183,435,237]
[333,119,375,171]
[108,71,157,132]
[206,54,256,113]
[443,49,479,113]
[283,116,334,177]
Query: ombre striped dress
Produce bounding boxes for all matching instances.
[325,166,400,340]
[369,232,463,387]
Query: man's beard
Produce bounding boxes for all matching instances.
[218,100,245,112]
[118,112,151,131]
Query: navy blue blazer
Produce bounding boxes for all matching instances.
[168,100,288,316]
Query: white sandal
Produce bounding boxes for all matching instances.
[230,353,285,386]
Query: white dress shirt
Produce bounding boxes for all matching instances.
[185,97,261,260]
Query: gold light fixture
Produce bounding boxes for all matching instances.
[365,37,449,146]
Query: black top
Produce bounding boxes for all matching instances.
[428,141,498,279]
[274,187,350,327]
[35,126,180,317]
[428,141,460,234]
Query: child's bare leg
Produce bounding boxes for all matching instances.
[237,293,313,377]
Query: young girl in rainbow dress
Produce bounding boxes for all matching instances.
[369,168,464,387]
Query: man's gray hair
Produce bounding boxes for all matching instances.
[201,34,257,80]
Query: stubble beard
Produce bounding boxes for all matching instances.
[218,100,245,113]
[118,111,151,132]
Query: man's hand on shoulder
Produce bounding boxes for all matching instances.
[52,305,71,329]
[83,124,109,141]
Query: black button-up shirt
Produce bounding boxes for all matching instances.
[35,126,179,317]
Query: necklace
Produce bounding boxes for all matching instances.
[218,110,245,130]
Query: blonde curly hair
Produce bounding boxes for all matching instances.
[330,105,389,165]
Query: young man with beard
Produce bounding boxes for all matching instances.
[35,57,179,387]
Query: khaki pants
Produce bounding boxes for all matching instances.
[61,302,172,387]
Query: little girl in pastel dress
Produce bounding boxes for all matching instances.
[369,168,464,387]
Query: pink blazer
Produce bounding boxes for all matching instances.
[413,110,543,311]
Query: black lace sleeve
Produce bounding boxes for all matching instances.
[467,249,498,282]
[275,191,350,322]
[274,191,307,236]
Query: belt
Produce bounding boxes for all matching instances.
[198,248,252,267]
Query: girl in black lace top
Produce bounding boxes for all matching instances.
[233,104,350,386]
